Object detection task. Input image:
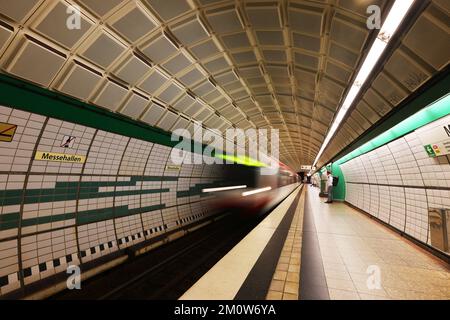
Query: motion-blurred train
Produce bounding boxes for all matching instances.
[203,156,300,215]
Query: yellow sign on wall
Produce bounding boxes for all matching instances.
[34,151,86,163]
[166,165,181,171]
[0,122,18,142]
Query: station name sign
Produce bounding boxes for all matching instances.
[34,151,86,163]
[416,115,450,158]
[166,165,181,171]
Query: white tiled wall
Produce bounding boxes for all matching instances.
[0,104,297,296]
[0,107,46,172]
[341,131,450,247]
[0,106,225,296]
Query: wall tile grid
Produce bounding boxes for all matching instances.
[0,105,226,295]
[340,130,450,249]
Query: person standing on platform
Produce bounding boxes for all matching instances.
[325,171,333,203]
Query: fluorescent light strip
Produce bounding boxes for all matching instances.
[202,185,247,193]
[242,186,272,197]
[312,0,415,168]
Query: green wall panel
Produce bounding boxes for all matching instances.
[331,162,346,201]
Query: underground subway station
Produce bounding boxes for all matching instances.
[0,0,449,317]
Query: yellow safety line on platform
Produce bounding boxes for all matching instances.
[266,187,305,300]
[179,184,302,300]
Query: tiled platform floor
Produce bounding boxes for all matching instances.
[179,185,302,300]
[266,187,305,300]
[307,185,450,300]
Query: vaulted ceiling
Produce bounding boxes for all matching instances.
[0,0,448,171]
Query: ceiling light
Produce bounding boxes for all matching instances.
[312,0,415,168]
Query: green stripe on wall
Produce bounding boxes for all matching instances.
[329,93,449,201]
[21,212,76,228]
[330,72,450,166]
[335,93,450,166]
[0,175,182,206]
[77,204,165,225]
[0,202,168,231]
[0,212,20,231]
[18,187,169,205]
[0,178,219,230]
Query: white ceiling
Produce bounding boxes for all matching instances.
[0,0,448,171]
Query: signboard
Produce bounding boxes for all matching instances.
[166,165,181,171]
[0,122,17,142]
[416,115,450,158]
[300,165,316,171]
[34,151,86,163]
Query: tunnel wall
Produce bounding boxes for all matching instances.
[339,130,450,249]
[0,104,228,296]
[0,75,300,297]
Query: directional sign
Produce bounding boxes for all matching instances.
[417,115,450,158]
[424,144,436,157]
[0,122,17,142]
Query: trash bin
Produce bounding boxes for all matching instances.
[429,208,449,253]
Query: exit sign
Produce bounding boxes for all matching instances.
[417,115,450,158]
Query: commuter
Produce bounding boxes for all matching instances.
[325,171,333,203]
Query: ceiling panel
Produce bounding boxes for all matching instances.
[141,33,178,64]
[402,6,450,70]
[34,1,94,49]
[109,4,157,43]
[80,31,126,69]
[138,69,168,95]
[121,92,149,119]
[157,110,178,130]
[144,0,192,21]
[171,16,209,46]
[5,36,66,86]
[114,53,151,85]
[141,102,165,125]
[77,0,124,17]
[57,60,102,99]
[0,0,41,22]
[0,23,13,53]
[0,0,445,170]
[93,80,128,111]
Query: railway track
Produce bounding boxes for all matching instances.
[50,210,269,300]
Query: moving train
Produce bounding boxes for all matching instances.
[203,156,300,215]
